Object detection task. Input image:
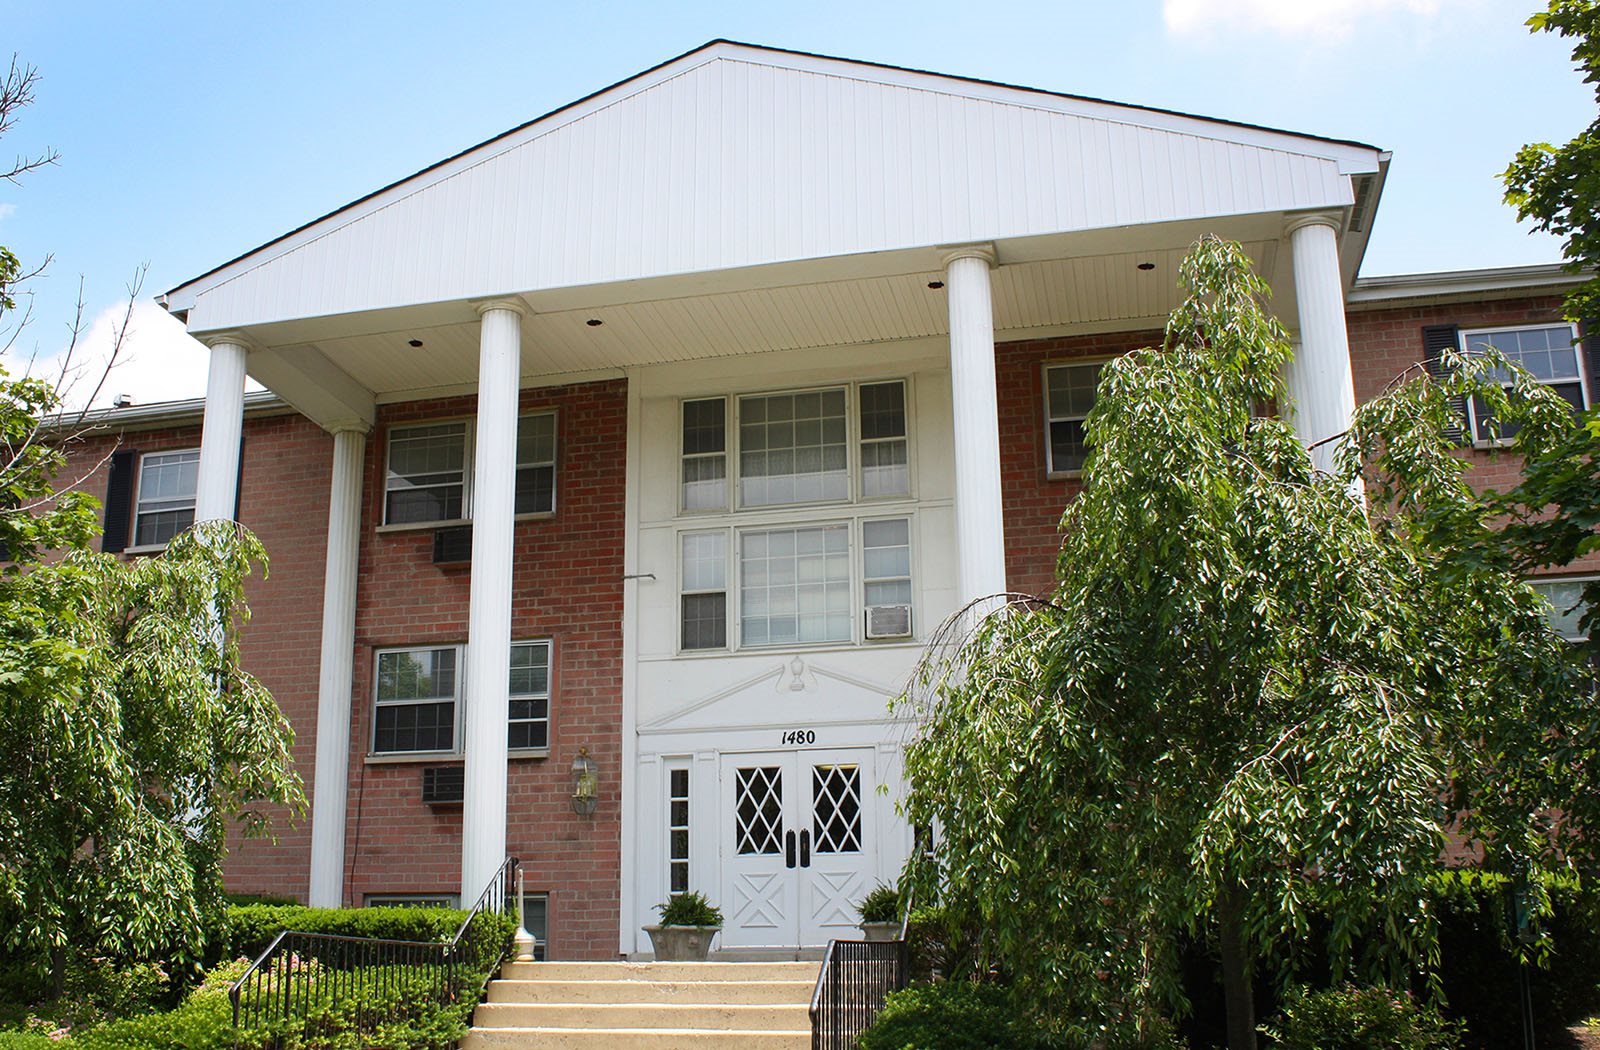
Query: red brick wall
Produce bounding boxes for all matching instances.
[59,412,333,899]
[342,379,626,960]
[997,329,1165,597]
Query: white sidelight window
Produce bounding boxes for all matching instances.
[133,449,200,547]
[680,531,728,651]
[383,413,558,525]
[508,640,552,751]
[1044,361,1105,476]
[740,525,852,646]
[858,382,909,498]
[373,646,459,754]
[739,389,850,507]
[1462,324,1587,444]
[668,766,690,896]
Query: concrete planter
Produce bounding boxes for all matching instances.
[643,923,720,960]
[859,921,901,942]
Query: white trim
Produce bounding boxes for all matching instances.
[1349,264,1585,306]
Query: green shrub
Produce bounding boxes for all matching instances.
[68,960,245,1050]
[857,884,901,924]
[859,980,1026,1050]
[904,905,985,983]
[0,1032,59,1050]
[225,904,468,960]
[1264,985,1465,1050]
[655,892,723,927]
[1434,870,1600,1048]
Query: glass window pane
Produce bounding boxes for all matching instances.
[377,648,457,702]
[859,382,907,441]
[386,423,467,523]
[517,414,557,465]
[1533,580,1592,641]
[738,391,849,508]
[682,592,727,650]
[740,525,851,646]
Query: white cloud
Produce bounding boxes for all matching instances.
[21,298,261,413]
[1164,0,1443,37]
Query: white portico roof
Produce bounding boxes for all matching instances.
[161,41,1386,425]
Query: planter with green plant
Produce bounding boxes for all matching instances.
[857,884,902,942]
[643,892,724,961]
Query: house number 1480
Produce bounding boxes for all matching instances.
[780,729,816,746]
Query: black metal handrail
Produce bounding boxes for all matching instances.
[229,856,519,1046]
[809,938,910,1050]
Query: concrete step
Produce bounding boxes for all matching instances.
[460,1028,809,1050]
[474,1001,808,1030]
[487,978,816,1005]
[499,960,819,983]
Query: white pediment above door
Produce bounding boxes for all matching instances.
[638,653,912,736]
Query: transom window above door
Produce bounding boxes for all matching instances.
[678,381,910,513]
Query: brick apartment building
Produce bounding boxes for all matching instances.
[58,42,1598,960]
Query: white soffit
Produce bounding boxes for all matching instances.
[171,43,1377,334]
[294,243,1273,398]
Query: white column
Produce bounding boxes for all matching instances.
[1285,216,1358,476]
[461,299,524,901]
[943,246,1008,607]
[195,336,249,522]
[308,424,368,908]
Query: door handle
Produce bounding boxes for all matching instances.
[785,830,796,869]
[799,829,811,868]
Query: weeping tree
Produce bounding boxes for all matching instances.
[899,236,1600,1050]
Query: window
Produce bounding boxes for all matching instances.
[1532,578,1594,644]
[680,532,728,651]
[372,647,458,754]
[859,382,909,498]
[679,519,911,651]
[509,641,551,751]
[1462,324,1586,444]
[741,524,852,646]
[679,381,911,513]
[522,892,549,960]
[383,414,557,525]
[1044,361,1105,475]
[668,767,690,896]
[133,449,199,547]
[515,414,557,515]
[681,399,727,512]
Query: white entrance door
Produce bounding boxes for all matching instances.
[718,748,876,948]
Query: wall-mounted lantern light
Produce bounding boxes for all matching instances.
[571,747,599,817]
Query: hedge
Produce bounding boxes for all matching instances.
[224,905,470,961]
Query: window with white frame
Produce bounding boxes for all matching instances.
[668,767,690,896]
[384,413,557,525]
[741,524,852,646]
[1044,361,1105,475]
[680,532,728,651]
[508,640,551,751]
[1531,578,1594,644]
[1462,324,1586,444]
[678,518,912,651]
[133,449,200,547]
[679,381,910,513]
[373,646,459,754]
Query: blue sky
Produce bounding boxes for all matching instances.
[0,0,1590,408]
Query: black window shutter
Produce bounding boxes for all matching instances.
[102,449,139,553]
[1580,320,1600,408]
[1421,324,1466,444]
[233,435,245,521]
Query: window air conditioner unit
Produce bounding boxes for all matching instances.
[420,765,465,805]
[865,603,913,640]
[432,525,472,566]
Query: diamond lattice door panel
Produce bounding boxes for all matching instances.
[717,748,878,949]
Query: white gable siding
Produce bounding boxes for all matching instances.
[182,51,1370,332]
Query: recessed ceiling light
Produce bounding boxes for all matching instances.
[1136,262,1156,271]
[927,280,945,290]
[407,338,424,348]
[586,318,604,327]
